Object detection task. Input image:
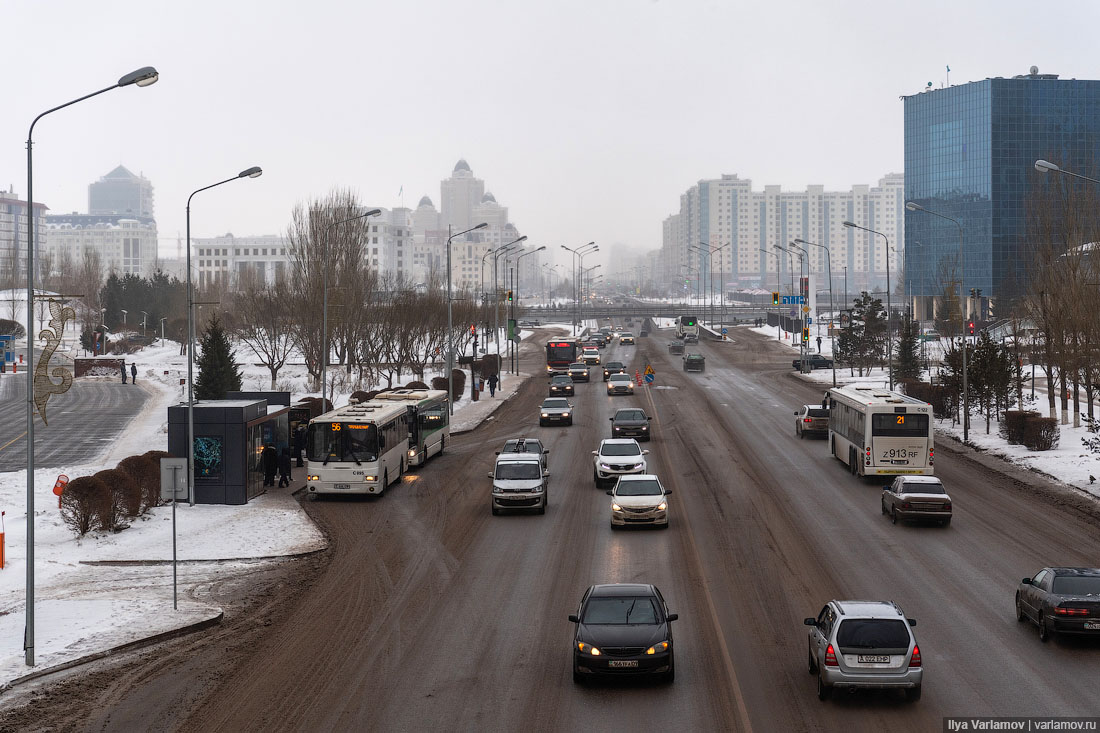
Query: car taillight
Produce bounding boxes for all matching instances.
[909,645,921,667]
[1053,607,1089,616]
[804,418,812,423]
[824,644,838,666]
[929,448,934,465]
[943,502,951,511]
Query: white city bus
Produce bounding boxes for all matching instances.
[305,401,409,496]
[372,389,449,467]
[825,384,934,477]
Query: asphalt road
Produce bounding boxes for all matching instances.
[0,373,150,470]
[4,327,1100,732]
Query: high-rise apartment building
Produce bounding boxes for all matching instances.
[440,159,485,232]
[0,188,48,284]
[88,165,154,218]
[903,67,1100,309]
[663,173,904,298]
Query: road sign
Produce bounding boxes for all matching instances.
[802,306,810,313]
[644,364,655,376]
[781,295,805,305]
[807,317,813,325]
[160,457,189,502]
[789,309,796,318]
[644,373,655,384]
[721,328,728,334]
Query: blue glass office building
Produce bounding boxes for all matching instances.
[904,70,1100,310]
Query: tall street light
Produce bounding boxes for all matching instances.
[22,64,159,667]
[561,242,596,335]
[511,246,546,373]
[447,222,488,414]
[776,243,804,353]
[906,201,967,441]
[1035,159,1100,184]
[844,220,893,389]
[187,166,263,513]
[581,263,601,316]
[492,237,526,367]
[321,208,381,406]
[760,248,781,342]
[794,238,836,386]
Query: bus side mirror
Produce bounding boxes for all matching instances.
[487,472,494,479]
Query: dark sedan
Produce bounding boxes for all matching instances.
[602,361,626,381]
[569,583,677,683]
[611,408,651,441]
[549,374,575,396]
[568,363,591,382]
[1016,567,1100,641]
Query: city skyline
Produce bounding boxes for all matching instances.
[2,0,1098,274]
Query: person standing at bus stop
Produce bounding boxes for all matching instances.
[487,373,498,397]
[120,362,127,384]
[130,363,137,384]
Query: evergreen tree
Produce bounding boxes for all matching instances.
[892,317,922,383]
[195,315,242,400]
[845,292,887,376]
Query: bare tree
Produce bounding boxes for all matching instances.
[232,278,297,389]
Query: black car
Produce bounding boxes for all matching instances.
[611,407,652,441]
[602,361,626,381]
[549,374,575,396]
[683,354,705,372]
[1016,567,1100,641]
[792,354,834,370]
[569,583,677,683]
[568,363,591,382]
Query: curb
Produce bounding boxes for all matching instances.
[2,609,224,691]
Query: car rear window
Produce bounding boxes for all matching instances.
[808,408,829,418]
[902,481,944,494]
[836,619,910,649]
[1052,576,1100,596]
[583,597,659,624]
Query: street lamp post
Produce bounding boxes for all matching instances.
[321,208,381,407]
[159,316,167,342]
[140,311,147,338]
[759,248,781,342]
[844,221,893,389]
[512,246,546,373]
[794,238,836,387]
[776,243,805,360]
[905,201,967,441]
[561,242,596,335]
[22,64,159,668]
[187,167,263,514]
[492,236,526,372]
[447,222,488,414]
[581,262,601,322]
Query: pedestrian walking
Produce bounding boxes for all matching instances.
[278,447,292,488]
[120,362,127,384]
[261,444,278,487]
[294,424,306,467]
[130,363,138,383]
[486,373,498,397]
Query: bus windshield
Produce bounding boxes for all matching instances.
[546,343,576,362]
[871,413,929,438]
[307,422,380,463]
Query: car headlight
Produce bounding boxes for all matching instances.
[408,449,417,457]
[562,412,570,418]
[577,642,601,656]
[493,486,504,494]
[627,383,634,389]
[532,484,543,493]
[657,501,667,511]
[541,412,550,417]
[640,425,648,430]
[600,462,612,469]
[307,475,320,482]
[611,503,623,512]
[645,641,670,655]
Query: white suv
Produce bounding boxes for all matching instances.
[489,454,549,515]
[592,439,648,487]
[581,347,601,365]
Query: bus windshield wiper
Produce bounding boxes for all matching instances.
[346,448,363,466]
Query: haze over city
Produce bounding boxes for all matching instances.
[2,0,1097,267]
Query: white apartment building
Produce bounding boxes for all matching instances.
[662,173,904,297]
[0,188,48,283]
[440,159,484,232]
[191,233,289,289]
[43,214,158,277]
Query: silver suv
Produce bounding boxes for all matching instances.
[489,454,549,515]
[804,600,922,702]
[592,439,648,487]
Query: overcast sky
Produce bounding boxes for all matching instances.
[3,0,1097,270]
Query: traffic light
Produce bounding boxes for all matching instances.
[507,290,513,302]
[469,324,476,336]
[968,321,975,336]
[772,291,780,305]
[802,327,809,342]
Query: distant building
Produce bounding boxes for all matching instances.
[43,214,157,277]
[662,173,904,297]
[440,159,485,232]
[190,233,288,289]
[904,66,1100,311]
[88,165,154,218]
[0,187,48,283]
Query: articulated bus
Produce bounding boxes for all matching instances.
[546,339,580,375]
[372,389,449,467]
[305,401,409,496]
[825,384,934,477]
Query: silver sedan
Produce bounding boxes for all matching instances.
[881,476,952,526]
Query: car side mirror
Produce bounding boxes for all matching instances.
[1021,578,1032,585]
[794,411,799,416]
[544,449,549,454]
[568,614,580,623]
[647,417,652,421]
[544,470,551,477]
[664,489,673,495]
[495,451,501,455]
[487,472,494,479]
[605,490,613,495]
[803,618,817,626]
[666,613,678,622]
[609,417,614,421]
[642,450,649,455]
[591,450,598,456]
[908,618,917,627]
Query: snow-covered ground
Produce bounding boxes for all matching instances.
[748,324,1100,501]
[0,323,557,686]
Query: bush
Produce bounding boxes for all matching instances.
[0,319,25,338]
[1002,410,1040,445]
[141,451,171,507]
[349,390,371,404]
[450,369,466,402]
[61,476,110,537]
[94,468,140,527]
[1022,416,1059,451]
[118,455,161,513]
[300,396,332,414]
[404,381,429,390]
[430,376,448,392]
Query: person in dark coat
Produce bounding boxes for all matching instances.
[130,363,138,383]
[294,425,306,467]
[278,447,293,488]
[261,444,278,487]
[486,373,498,397]
[121,362,127,384]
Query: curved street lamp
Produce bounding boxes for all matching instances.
[794,238,836,386]
[491,236,527,363]
[23,65,159,667]
[447,222,488,413]
[561,242,596,335]
[843,220,893,388]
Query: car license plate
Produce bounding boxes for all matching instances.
[857,655,890,663]
[334,483,350,490]
[608,660,638,668]
[1085,622,1100,630]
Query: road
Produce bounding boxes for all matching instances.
[3,326,1099,732]
[0,373,150,470]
